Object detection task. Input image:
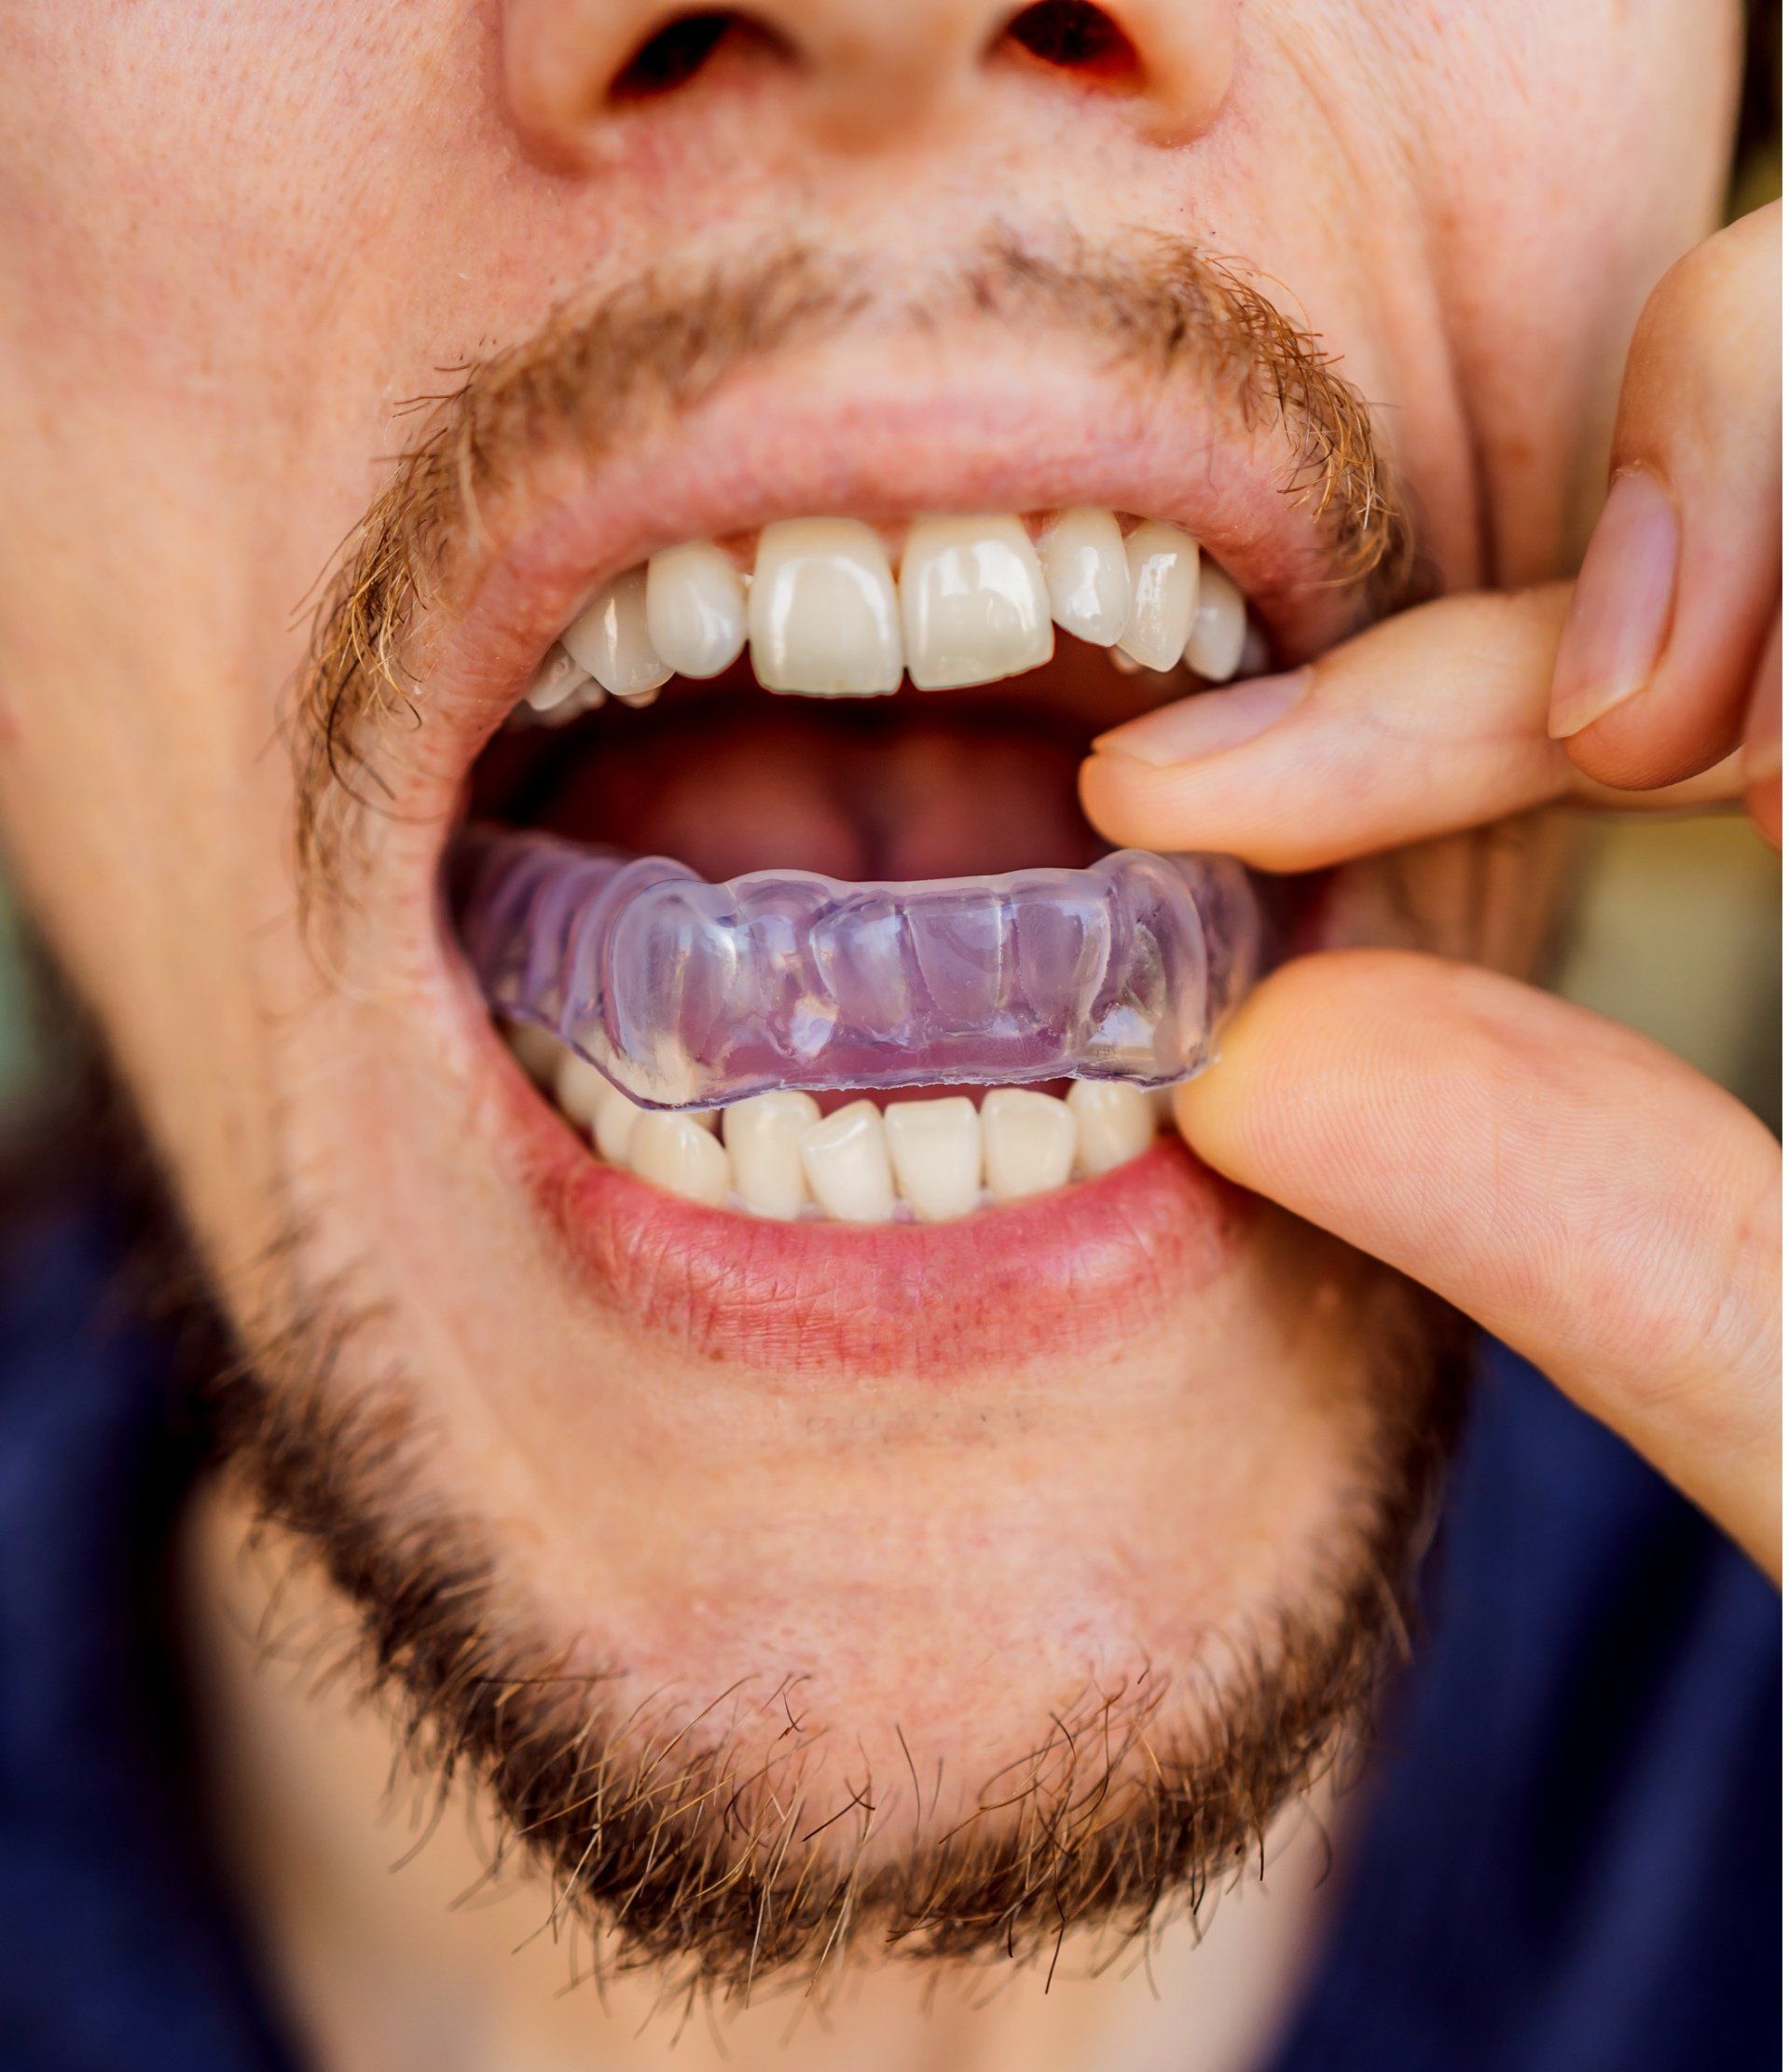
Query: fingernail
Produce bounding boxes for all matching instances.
[1548,467,1679,739]
[1093,668,1309,769]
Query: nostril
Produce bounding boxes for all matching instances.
[610,10,792,103]
[998,0,1140,82]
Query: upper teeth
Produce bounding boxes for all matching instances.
[1116,520,1203,673]
[519,511,1250,720]
[561,566,672,704]
[750,517,902,695]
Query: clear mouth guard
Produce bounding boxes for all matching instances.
[457,830,1266,1111]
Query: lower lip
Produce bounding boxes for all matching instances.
[490,1036,1253,1381]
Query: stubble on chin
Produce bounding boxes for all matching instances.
[184,1218,1467,2001]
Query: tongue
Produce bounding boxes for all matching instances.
[527,707,1104,881]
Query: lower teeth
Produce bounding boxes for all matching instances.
[506,1022,1171,1224]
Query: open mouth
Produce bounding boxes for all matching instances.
[451,505,1315,1227]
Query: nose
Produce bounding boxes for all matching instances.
[503,0,1235,167]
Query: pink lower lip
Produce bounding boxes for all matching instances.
[489,1036,1253,1381]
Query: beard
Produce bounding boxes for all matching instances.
[135,236,1467,1994]
[17,933,1472,2004]
[10,847,1478,2019]
[179,1227,1467,2000]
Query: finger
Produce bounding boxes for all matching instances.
[1742,614,1782,849]
[1080,585,1742,872]
[1180,951,1782,1576]
[1549,204,1782,790]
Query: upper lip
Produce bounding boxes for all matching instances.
[312,321,1408,920]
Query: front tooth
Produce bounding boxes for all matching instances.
[798,1099,896,1222]
[646,542,747,680]
[1039,509,1129,646]
[554,1050,645,1164]
[749,519,903,696]
[884,1096,983,1221]
[899,515,1053,691]
[524,643,593,715]
[723,1091,819,1220]
[561,568,673,699]
[981,1089,1076,1202]
[1182,562,1246,681]
[1118,522,1201,672]
[627,1111,731,1207]
[1067,1080,1157,1178]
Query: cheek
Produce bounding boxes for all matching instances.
[0,611,303,1278]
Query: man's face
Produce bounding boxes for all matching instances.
[0,0,1736,1987]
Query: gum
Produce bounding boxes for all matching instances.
[456,829,1264,1110]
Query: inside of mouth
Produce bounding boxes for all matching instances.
[477,672,1110,884]
[451,510,1304,1220]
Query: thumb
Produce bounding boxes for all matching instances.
[1180,951,1782,1576]
[1549,203,1781,804]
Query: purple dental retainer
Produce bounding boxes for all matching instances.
[456,828,1265,1111]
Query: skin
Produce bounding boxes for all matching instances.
[1085,201,1783,1576]
[0,3,1767,2066]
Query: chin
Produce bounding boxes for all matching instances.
[192,254,1475,1987]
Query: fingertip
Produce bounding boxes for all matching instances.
[1174,950,1435,1173]
[1546,468,1679,744]
[1090,669,1309,768]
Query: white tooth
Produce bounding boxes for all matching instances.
[1067,1080,1157,1178]
[981,1088,1076,1202]
[646,542,747,679]
[627,1111,732,1207]
[561,567,673,699]
[1039,508,1129,646]
[1182,562,1246,682]
[749,519,903,696]
[591,1078,647,1166]
[555,1050,646,1164]
[553,1049,613,1130]
[611,681,660,709]
[899,515,1053,691]
[1118,522,1201,672]
[884,1097,983,1221]
[798,1099,896,1222]
[524,643,593,715]
[723,1091,820,1219]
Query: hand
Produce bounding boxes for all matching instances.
[1081,204,1782,1578]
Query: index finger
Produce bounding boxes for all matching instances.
[1080,584,1742,872]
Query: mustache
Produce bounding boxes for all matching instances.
[293,229,1417,891]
